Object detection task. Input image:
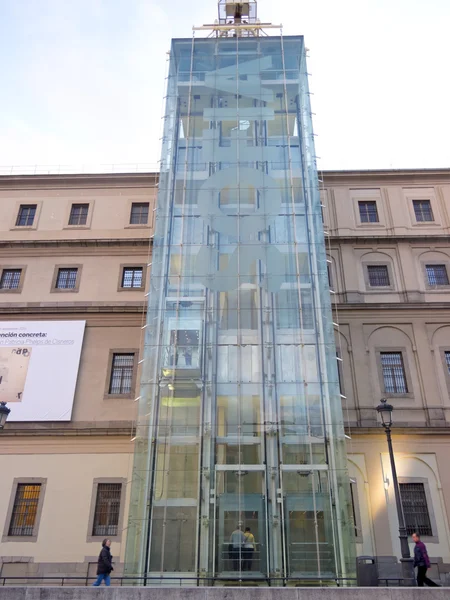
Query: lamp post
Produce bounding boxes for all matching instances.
[0,402,10,429]
[376,398,416,586]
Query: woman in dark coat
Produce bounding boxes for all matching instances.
[92,539,113,586]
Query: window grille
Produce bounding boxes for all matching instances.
[130,202,149,225]
[445,351,450,375]
[413,200,434,222]
[367,265,390,287]
[400,483,432,536]
[380,352,408,394]
[122,267,143,288]
[358,201,379,223]
[8,484,41,536]
[92,483,122,537]
[56,268,78,289]
[426,264,449,286]
[69,204,89,225]
[109,353,135,394]
[0,269,22,290]
[16,205,37,227]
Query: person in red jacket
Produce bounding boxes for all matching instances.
[412,532,439,587]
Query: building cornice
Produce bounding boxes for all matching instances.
[0,302,145,315]
[329,234,450,243]
[0,238,152,250]
[335,302,450,312]
[1,420,134,437]
[323,167,450,185]
[0,172,158,189]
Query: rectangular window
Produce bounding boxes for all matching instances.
[367,265,390,287]
[350,482,360,539]
[109,353,135,394]
[358,201,379,223]
[426,264,449,286]
[56,268,78,289]
[16,205,37,227]
[92,483,122,537]
[130,202,149,225]
[380,352,408,394]
[445,351,450,375]
[413,200,434,222]
[400,482,432,536]
[0,269,22,290]
[327,264,333,288]
[122,267,143,289]
[68,203,89,226]
[337,351,344,396]
[8,484,41,536]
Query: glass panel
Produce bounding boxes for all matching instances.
[125,34,356,583]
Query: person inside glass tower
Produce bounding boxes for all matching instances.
[230,525,246,571]
[243,527,255,571]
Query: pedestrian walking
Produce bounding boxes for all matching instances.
[230,525,245,571]
[92,538,114,586]
[243,527,255,572]
[412,532,439,587]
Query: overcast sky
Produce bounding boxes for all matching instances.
[1,0,449,172]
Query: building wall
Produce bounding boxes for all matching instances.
[1,169,450,582]
[324,169,450,577]
[0,174,154,581]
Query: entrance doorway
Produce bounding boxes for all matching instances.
[216,492,266,577]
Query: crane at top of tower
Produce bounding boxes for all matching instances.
[193,0,281,37]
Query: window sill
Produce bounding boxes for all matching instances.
[1,535,38,543]
[10,226,37,231]
[117,287,145,292]
[0,288,22,294]
[63,225,91,230]
[124,224,150,229]
[50,288,80,294]
[104,393,134,400]
[86,534,122,543]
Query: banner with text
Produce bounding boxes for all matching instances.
[0,320,86,421]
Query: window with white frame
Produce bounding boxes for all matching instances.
[413,200,434,222]
[0,269,22,290]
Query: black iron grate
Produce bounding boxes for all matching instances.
[8,484,41,536]
[109,353,134,394]
[400,482,432,536]
[93,483,122,537]
[381,352,408,394]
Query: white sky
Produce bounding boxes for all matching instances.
[0,0,449,172]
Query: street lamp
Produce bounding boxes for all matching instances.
[376,398,415,586]
[0,402,11,429]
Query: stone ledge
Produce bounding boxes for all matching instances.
[0,588,448,600]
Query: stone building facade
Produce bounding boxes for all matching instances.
[0,169,450,583]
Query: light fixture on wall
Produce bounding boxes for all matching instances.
[0,402,10,429]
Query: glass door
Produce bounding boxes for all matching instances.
[215,469,267,578]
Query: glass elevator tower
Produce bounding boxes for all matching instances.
[125,0,355,584]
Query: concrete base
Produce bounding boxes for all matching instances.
[0,588,448,600]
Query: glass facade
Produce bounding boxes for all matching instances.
[125,34,355,584]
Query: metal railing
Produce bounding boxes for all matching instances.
[0,575,358,587]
